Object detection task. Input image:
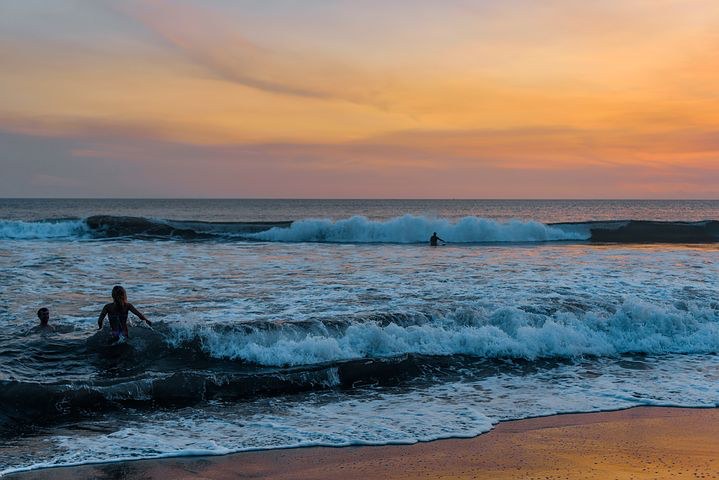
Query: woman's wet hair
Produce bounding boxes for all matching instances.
[111,285,128,309]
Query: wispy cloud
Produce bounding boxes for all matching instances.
[113,0,393,108]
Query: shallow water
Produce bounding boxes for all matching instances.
[0,199,717,475]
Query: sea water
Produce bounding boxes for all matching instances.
[0,199,717,475]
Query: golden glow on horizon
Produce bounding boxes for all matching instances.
[0,0,718,197]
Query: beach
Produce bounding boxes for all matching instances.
[7,406,719,480]
[1,200,718,474]
[4,0,719,474]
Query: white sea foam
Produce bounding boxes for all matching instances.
[249,215,589,243]
[0,219,88,239]
[166,299,719,366]
[0,386,494,476]
[4,354,719,477]
[1,219,717,476]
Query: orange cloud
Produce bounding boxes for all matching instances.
[114,0,397,108]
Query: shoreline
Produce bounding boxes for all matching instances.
[6,406,719,479]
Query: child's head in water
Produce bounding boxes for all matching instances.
[112,285,127,307]
[37,307,49,327]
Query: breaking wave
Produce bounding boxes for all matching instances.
[0,219,88,239]
[0,215,717,243]
[248,215,587,243]
[167,299,719,366]
[1,298,717,436]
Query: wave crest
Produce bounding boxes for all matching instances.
[249,215,588,243]
[0,219,88,239]
[166,299,719,366]
[0,215,716,243]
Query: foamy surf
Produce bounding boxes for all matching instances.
[165,299,719,366]
[2,199,718,476]
[0,219,88,240]
[248,215,589,243]
[3,353,719,477]
[0,215,586,242]
[1,215,716,243]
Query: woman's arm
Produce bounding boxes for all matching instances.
[128,304,152,326]
[98,305,108,329]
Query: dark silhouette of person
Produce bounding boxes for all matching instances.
[98,285,151,340]
[429,232,445,246]
[37,307,50,328]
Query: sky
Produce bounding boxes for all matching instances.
[1,0,718,198]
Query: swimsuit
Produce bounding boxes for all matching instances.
[108,308,129,339]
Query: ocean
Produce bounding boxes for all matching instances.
[0,199,718,475]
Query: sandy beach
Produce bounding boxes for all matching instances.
[7,406,719,480]
[4,0,719,472]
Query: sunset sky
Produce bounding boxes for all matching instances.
[1,0,718,198]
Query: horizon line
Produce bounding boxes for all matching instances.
[1,197,718,202]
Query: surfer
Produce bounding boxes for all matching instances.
[429,232,445,246]
[97,285,152,340]
[37,307,51,328]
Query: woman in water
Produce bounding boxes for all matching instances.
[98,285,152,340]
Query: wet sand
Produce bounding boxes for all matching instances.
[7,406,719,480]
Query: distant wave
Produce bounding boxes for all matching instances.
[0,215,716,243]
[0,216,290,241]
[0,219,88,239]
[248,215,588,243]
